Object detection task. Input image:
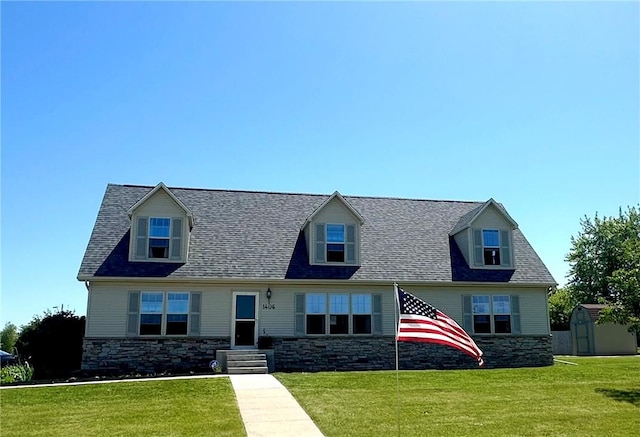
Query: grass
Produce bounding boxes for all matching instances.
[276,357,640,437]
[0,377,246,437]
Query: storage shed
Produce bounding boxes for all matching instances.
[570,304,637,356]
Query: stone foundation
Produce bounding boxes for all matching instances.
[82,335,552,374]
[273,335,553,371]
[82,337,230,374]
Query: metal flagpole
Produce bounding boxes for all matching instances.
[393,282,400,437]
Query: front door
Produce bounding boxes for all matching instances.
[232,292,259,348]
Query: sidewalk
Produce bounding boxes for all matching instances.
[229,374,325,437]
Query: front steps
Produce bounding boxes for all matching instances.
[225,350,269,374]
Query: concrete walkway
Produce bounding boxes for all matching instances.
[230,374,325,437]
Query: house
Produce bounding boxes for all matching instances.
[570,304,637,356]
[77,183,556,373]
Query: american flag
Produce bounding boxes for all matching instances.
[395,284,484,366]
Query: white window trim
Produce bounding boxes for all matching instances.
[139,291,191,336]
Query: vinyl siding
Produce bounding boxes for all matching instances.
[313,198,360,224]
[200,287,232,336]
[135,190,185,217]
[85,282,550,338]
[471,205,512,230]
[453,230,470,267]
[85,284,128,337]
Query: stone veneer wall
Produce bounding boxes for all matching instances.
[82,337,230,374]
[82,335,552,374]
[273,335,553,371]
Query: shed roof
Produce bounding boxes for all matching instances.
[78,184,556,284]
[578,304,608,321]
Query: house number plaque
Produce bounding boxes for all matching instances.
[262,303,276,310]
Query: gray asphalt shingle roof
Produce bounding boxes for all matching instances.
[77,184,556,284]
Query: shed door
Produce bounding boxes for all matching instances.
[572,308,593,355]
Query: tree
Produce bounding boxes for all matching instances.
[0,322,19,353]
[565,206,640,334]
[548,287,579,331]
[15,309,85,379]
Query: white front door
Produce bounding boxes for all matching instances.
[231,292,259,348]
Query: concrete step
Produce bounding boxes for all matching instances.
[227,366,269,374]
[227,354,266,361]
[227,359,268,367]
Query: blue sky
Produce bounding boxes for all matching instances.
[1,2,638,329]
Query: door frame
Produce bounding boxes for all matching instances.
[231,291,260,349]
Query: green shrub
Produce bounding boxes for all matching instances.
[1,363,34,384]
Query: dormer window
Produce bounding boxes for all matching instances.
[473,228,512,268]
[483,229,501,265]
[315,223,357,264]
[149,218,171,258]
[327,224,346,262]
[134,216,184,261]
[126,183,193,263]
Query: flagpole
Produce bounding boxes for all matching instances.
[393,282,400,437]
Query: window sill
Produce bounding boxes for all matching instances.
[129,258,186,263]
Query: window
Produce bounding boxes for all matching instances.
[352,294,372,334]
[304,293,372,335]
[492,295,511,333]
[149,218,171,258]
[471,295,512,334]
[473,228,512,268]
[140,292,163,335]
[315,223,357,264]
[139,292,189,335]
[306,294,326,335]
[134,216,184,261]
[329,294,349,334]
[472,295,491,334]
[483,230,500,265]
[166,293,189,335]
[326,224,345,262]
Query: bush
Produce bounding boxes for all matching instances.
[1,363,34,384]
[16,309,85,379]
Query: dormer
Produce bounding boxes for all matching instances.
[450,199,517,269]
[127,183,193,263]
[302,191,365,266]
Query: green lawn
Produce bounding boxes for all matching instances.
[0,378,246,437]
[2,359,638,437]
[276,357,640,437]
